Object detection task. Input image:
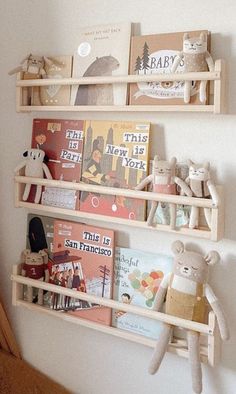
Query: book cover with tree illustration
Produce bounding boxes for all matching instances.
[129,30,210,105]
[80,120,150,220]
[31,118,85,210]
[52,220,114,326]
[112,247,172,339]
[70,22,131,106]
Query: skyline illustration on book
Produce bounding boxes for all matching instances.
[40,56,72,106]
[52,220,114,326]
[70,22,131,106]
[112,247,172,339]
[80,120,150,220]
[129,30,210,105]
[31,118,84,210]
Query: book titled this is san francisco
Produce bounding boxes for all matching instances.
[112,247,172,339]
[129,30,210,105]
[31,118,84,210]
[70,22,131,106]
[80,120,150,221]
[52,219,114,326]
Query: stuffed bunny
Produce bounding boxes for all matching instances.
[149,240,229,394]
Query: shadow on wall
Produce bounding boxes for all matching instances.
[212,33,236,115]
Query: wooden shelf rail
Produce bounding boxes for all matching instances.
[11,265,221,365]
[15,59,226,113]
[14,175,224,241]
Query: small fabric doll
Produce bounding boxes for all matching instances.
[135,156,192,229]
[171,32,214,103]
[149,240,229,394]
[185,160,220,229]
[21,249,49,305]
[14,148,52,204]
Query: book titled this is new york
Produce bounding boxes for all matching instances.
[80,120,150,220]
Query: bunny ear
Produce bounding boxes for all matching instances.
[153,155,160,165]
[170,157,177,167]
[204,251,220,265]
[171,240,184,255]
[187,159,194,167]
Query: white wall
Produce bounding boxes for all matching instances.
[1,0,236,393]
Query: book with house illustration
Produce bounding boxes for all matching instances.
[70,22,131,106]
[31,118,84,210]
[52,219,114,325]
[129,30,210,105]
[112,247,172,339]
[40,55,73,106]
[80,120,150,220]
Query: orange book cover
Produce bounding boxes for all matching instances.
[31,118,84,210]
[52,220,114,326]
[129,30,210,105]
[80,120,150,220]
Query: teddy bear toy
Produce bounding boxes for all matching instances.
[21,249,49,305]
[135,156,192,229]
[148,240,229,394]
[171,32,214,104]
[185,160,220,230]
[8,54,64,105]
[14,148,52,204]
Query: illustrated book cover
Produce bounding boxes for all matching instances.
[129,30,210,105]
[80,120,150,220]
[112,247,172,339]
[31,118,84,210]
[70,22,131,106]
[39,55,73,106]
[52,219,114,325]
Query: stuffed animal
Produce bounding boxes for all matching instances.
[171,32,214,103]
[21,249,49,305]
[14,148,52,204]
[8,54,64,105]
[149,240,229,394]
[185,160,220,229]
[135,156,192,229]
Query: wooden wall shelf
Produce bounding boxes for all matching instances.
[15,59,226,114]
[11,264,221,366]
[14,175,224,241]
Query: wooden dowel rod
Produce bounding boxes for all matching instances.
[14,175,218,209]
[11,274,211,335]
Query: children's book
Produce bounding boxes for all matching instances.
[80,120,150,220]
[70,22,131,106]
[40,56,72,106]
[31,118,84,210]
[112,247,172,339]
[52,220,114,326]
[129,30,210,105]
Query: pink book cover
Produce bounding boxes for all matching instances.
[53,220,114,326]
[30,119,85,210]
[80,120,150,220]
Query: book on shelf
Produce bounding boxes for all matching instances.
[39,55,73,106]
[112,247,172,339]
[70,22,131,106]
[80,120,150,220]
[129,30,210,105]
[52,220,114,326]
[31,118,84,210]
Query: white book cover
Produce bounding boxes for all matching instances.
[71,22,131,106]
[112,247,172,339]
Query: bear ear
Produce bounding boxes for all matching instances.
[21,249,31,261]
[39,250,47,256]
[183,33,190,40]
[200,32,207,42]
[171,240,184,255]
[23,151,28,157]
[204,251,220,265]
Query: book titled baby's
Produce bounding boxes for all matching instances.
[70,22,131,106]
[80,120,150,220]
[112,247,172,339]
[52,220,114,326]
[31,118,84,210]
[129,30,210,105]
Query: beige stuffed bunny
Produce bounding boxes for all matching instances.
[149,240,229,394]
